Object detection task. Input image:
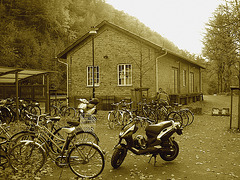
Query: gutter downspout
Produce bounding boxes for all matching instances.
[57,58,69,107]
[156,50,167,93]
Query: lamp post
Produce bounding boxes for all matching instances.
[89,27,98,98]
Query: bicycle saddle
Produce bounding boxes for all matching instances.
[61,127,76,134]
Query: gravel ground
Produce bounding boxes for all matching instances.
[1,95,240,180]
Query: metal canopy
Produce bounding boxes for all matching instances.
[0,67,50,83]
[0,66,52,120]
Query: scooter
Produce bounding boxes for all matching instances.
[111,116,183,168]
[76,98,99,116]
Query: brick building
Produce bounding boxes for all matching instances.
[57,21,205,108]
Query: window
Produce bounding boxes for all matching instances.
[172,68,178,94]
[87,66,100,86]
[189,72,194,93]
[118,64,132,86]
[183,70,187,87]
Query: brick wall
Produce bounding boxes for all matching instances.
[66,25,202,107]
[67,26,157,105]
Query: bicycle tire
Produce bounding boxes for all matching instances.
[50,105,59,116]
[68,143,105,179]
[167,111,183,127]
[178,110,189,128]
[116,110,124,126]
[59,105,68,116]
[184,109,194,126]
[9,140,46,174]
[122,111,132,126]
[51,128,99,153]
[12,131,49,155]
[107,111,115,129]
[63,107,76,118]
[30,105,41,115]
[0,136,8,169]
[0,107,12,124]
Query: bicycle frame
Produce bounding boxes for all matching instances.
[31,114,87,161]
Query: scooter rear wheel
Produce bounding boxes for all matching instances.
[111,146,127,169]
[159,140,179,161]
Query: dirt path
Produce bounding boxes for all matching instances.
[33,95,240,179]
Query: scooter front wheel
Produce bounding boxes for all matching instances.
[111,145,127,169]
[159,140,179,161]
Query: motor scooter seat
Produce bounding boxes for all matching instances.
[87,104,95,108]
[89,98,99,105]
[145,121,172,134]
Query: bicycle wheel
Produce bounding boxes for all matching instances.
[30,105,41,115]
[63,107,76,118]
[59,105,68,116]
[184,109,194,126]
[156,107,168,122]
[0,136,8,169]
[54,128,99,144]
[178,111,189,128]
[9,141,46,174]
[167,111,183,126]
[107,111,115,129]
[0,107,12,124]
[71,131,99,145]
[122,111,132,126]
[11,131,48,154]
[50,105,59,116]
[116,111,124,126]
[68,143,105,179]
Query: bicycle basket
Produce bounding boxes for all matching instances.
[80,115,96,132]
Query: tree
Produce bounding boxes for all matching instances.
[202,0,240,93]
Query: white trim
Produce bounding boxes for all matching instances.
[87,66,100,87]
[118,64,132,86]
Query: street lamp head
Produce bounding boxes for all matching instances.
[89,26,98,34]
[89,30,97,34]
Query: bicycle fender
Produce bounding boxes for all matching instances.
[20,140,46,153]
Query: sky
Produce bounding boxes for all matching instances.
[105,0,224,55]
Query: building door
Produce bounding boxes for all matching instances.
[189,72,194,93]
[172,68,179,94]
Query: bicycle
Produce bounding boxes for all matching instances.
[0,119,45,175]
[121,101,138,126]
[0,98,15,123]
[18,109,100,146]
[107,101,125,129]
[50,99,68,116]
[163,102,193,127]
[15,113,105,178]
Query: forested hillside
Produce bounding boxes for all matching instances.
[0,0,199,89]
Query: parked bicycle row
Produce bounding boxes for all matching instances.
[0,97,41,124]
[0,97,99,124]
[50,98,99,120]
[107,99,194,129]
[0,108,104,179]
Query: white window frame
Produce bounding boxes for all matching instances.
[87,66,100,87]
[118,64,132,86]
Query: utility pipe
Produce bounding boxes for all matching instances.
[155,50,167,93]
[57,58,69,106]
